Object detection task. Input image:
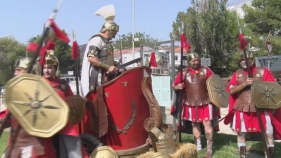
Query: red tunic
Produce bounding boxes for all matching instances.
[0,109,56,158]
[225,66,281,138]
[173,66,220,128]
[44,77,89,157]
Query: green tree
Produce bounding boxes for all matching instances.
[113,32,158,50]
[243,0,281,54]
[170,0,242,76]
[0,37,26,85]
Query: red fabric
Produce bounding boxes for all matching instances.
[46,41,55,50]
[182,104,214,122]
[149,52,157,67]
[26,42,47,66]
[233,111,267,133]
[224,66,281,136]
[39,46,47,66]
[180,33,191,52]
[226,66,275,114]
[49,19,70,43]
[239,33,248,50]
[44,77,73,99]
[31,138,56,158]
[269,109,281,139]
[72,41,80,59]
[0,109,8,118]
[173,66,213,87]
[59,122,79,137]
[27,42,39,52]
[44,77,88,157]
[172,66,220,131]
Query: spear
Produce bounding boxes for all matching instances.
[0,1,64,157]
[237,17,270,157]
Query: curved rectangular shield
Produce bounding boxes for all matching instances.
[206,74,229,108]
[251,81,281,109]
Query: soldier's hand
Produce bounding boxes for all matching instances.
[245,78,254,85]
[108,66,117,74]
[176,83,183,90]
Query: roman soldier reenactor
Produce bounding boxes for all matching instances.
[224,51,281,158]
[172,52,222,158]
[81,4,119,97]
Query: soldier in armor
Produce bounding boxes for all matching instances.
[224,51,281,157]
[0,57,57,158]
[41,42,88,158]
[173,52,220,158]
[81,5,119,96]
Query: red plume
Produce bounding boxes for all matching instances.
[72,41,79,59]
[38,46,47,66]
[149,52,157,67]
[46,41,55,50]
[239,33,248,50]
[180,33,191,52]
[49,19,70,43]
[27,42,39,52]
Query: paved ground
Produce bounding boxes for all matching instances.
[217,107,236,135]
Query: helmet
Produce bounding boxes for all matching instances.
[95,5,119,38]
[42,41,60,76]
[100,21,119,33]
[187,52,200,61]
[14,57,37,71]
[44,41,59,66]
[240,51,254,60]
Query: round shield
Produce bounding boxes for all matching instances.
[206,74,229,108]
[65,95,86,125]
[5,73,69,138]
[251,81,281,109]
[90,146,118,158]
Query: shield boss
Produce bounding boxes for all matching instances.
[65,95,86,125]
[5,74,69,138]
[251,81,281,109]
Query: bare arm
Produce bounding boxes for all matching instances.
[229,78,253,95]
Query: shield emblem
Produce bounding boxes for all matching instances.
[251,81,281,109]
[65,95,86,125]
[5,74,69,138]
[206,74,229,108]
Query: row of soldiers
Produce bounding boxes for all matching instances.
[171,51,281,158]
[1,3,281,158]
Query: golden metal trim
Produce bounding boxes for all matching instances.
[122,81,128,87]
[105,92,110,97]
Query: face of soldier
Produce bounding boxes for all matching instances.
[107,30,118,39]
[189,58,201,70]
[43,65,56,78]
[14,67,27,77]
[240,58,254,69]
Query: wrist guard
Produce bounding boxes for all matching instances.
[98,62,110,70]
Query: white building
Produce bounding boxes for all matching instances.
[113,46,190,75]
[227,0,253,18]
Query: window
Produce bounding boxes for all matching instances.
[175,55,178,61]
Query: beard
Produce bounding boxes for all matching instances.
[190,64,200,69]
[240,61,254,69]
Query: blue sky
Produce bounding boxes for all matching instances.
[0,0,193,45]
